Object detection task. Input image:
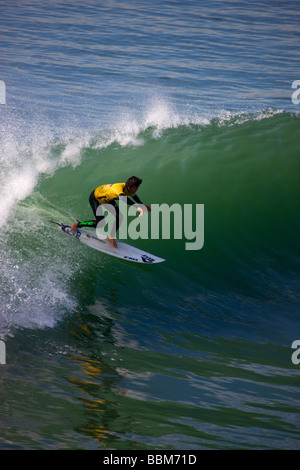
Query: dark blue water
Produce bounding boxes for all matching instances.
[0,0,299,450]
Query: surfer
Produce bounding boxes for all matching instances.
[70,176,151,248]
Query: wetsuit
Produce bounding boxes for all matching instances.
[77,183,143,234]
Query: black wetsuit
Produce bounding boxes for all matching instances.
[78,189,143,235]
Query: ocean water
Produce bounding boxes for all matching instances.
[0,0,300,450]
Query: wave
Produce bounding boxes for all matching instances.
[0,100,287,226]
[0,103,299,338]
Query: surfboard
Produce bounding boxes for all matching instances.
[52,222,165,264]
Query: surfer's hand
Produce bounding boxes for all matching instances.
[137,205,151,216]
[138,204,151,216]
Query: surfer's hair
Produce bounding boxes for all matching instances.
[126,176,142,188]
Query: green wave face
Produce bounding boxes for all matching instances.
[0,111,299,451]
[32,111,298,296]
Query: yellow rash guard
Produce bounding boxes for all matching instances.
[94,183,137,204]
[77,183,143,230]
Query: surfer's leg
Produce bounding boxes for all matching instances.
[101,201,122,248]
[89,191,101,220]
[113,201,122,233]
[107,201,122,236]
[71,191,104,232]
[93,200,122,235]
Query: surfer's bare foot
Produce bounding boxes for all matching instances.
[107,237,117,248]
[70,223,78,233]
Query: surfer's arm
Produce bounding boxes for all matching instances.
[133,194,151,212]
[119,194,151,217]
[132,194,143,204]
[120,192,150,208]
[119,193,140,206]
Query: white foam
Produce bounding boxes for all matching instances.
[91,95,212,150]
[0,209,78,339]
[0,257,77,339]
[0,113,91,226]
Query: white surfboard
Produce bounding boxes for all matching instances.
[53,222,165,264]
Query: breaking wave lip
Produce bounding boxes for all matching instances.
[90,101,285,149]
[0,98,290,232]
[0,97,285,228]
